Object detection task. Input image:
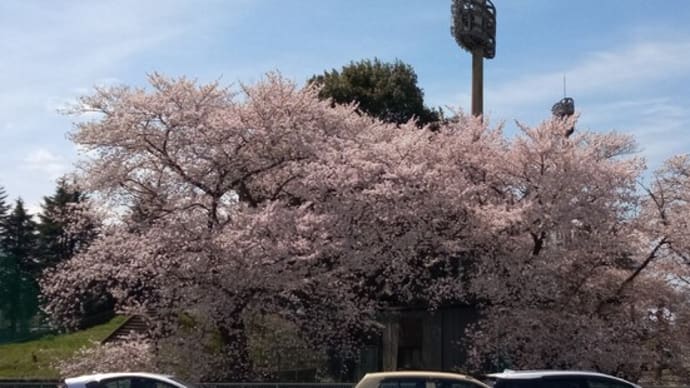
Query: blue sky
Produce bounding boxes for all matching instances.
[2,0,690,213]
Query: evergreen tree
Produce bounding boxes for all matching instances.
[0,198,39,337]
[36,180,110,328]
[0,186,9,228]
[2,199,38,275]
[36,179,98,270]
[0,186,10,337]
[0,186,9,250]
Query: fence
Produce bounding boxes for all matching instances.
[198,384,353,388]
[0,383,355,388]
[0,382,58,388]
[0,382,685,388]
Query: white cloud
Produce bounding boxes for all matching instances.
[0,1,253,133]
[478,38,690,167]
[23,149,69,180]
[582,97,690,168]
[26,202,43,218]
[0,1,256,208]
[488,39,690,111]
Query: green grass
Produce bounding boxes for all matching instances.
[0,316,126,379]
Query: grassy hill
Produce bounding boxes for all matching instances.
[0,316,125,379]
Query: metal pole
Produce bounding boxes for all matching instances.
[471,50,483,118]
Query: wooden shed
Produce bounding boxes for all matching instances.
[355,305,479,378]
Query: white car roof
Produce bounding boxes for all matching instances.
[486,370,639,387]
[64,373,186,388]
[357,371,489,388]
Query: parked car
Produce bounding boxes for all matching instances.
[355,371,490,388]
[485,370,641,388]
[63,373,193,388]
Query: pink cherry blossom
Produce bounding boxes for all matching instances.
[41,73,690,381]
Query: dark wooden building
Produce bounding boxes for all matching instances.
[355,305,479,378]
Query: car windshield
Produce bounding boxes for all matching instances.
[492,380,543,388]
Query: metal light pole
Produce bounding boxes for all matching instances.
[451,0,496,118]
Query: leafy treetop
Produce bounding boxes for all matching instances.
[309,58,440,126]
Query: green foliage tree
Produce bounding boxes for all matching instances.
[36,179,98,270]
[35,179,110,329]
[0,186,11,338]
[0,198,39,338]
[0,187,9,225]
[0,260,38,337]
[2,199,38,275]
[309,58,440,126]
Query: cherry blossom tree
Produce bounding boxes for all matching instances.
[41,73,690,381]
[42,73,399,379]
[464,118,690,380]
[55,334,157,377]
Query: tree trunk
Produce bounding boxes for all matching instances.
[219,319,253,380]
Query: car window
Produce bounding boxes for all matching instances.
[379,378,427,388]
[539,378,585,388]
[587,378,634,388]
[101,377,177,388]
[102,379,132,388]
[134,378,178,388]
[493,380,536,388]
[494,379,584,388]
[434,378,485,388]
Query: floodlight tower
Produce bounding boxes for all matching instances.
[451,0,496,118]
[552,76,576,137]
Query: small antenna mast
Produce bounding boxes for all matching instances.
[563,74,567,98]
[552,74,575,138]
